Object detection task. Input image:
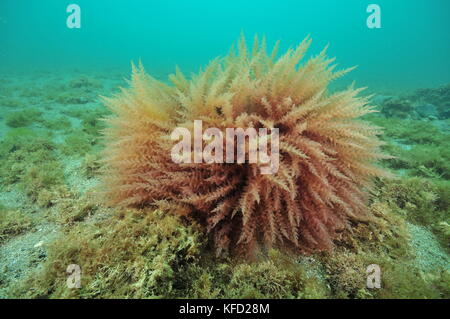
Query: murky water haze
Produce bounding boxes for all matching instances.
[0,0,449,91]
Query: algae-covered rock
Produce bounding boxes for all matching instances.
[410,83,450,119]
[414,103,439,119]
[379,97,416,119]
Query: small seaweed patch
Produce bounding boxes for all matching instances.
[5,109,42,128]
[409,83,450,118]
[61,108,87,119]
[20,163,65,204]
[69,76,102,90]
[0,207,34,244]
[40,76,103,105]
[404,145,450,179]
[0,97,22,108]
[80,108,109,137]
[219,250,329,298]
[81,153,101,179]
[322,249,445,298]
[373,177,449,251]
[60,133,96,156]
[375,259,446,298]
[0,129,65,204]
[379,98,415,119]
[40,116,72,131]
[54,92,90,105]
[45,188,100,225]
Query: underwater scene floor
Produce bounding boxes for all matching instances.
[0,69,449,299]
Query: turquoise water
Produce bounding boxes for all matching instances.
[0,1,449,299]
[1,0,449,90]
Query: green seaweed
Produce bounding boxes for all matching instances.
[374,177,449,251]
[60,132,95,156]
[81,153,101,179]
[1,76,449,300]
[0,208,34,244]
[406,145,450,179]
[9,209,204,298]
[54,91,90,105]
[221,250,329,298]
[0,96,22,108]
[409,83,450,118]
[365,115,447,144]
[0,129,65,203]
[80,108,109,137]
[379,97,415,119]
[40,116,72,131]
[69,76,102,90]
[5,109,42,127]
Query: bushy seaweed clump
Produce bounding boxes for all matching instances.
[102,36,390,257]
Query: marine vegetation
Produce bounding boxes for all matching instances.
[102,35,390,257]
[0,37,448,300]
[410,83,450,118]
[5,109,42,128]
[0,206,34,245]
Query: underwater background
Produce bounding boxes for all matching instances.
[0,0,449,298]
[1,0,450,90]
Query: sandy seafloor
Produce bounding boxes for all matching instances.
[0,69,128,295]
[0,68,449,299]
